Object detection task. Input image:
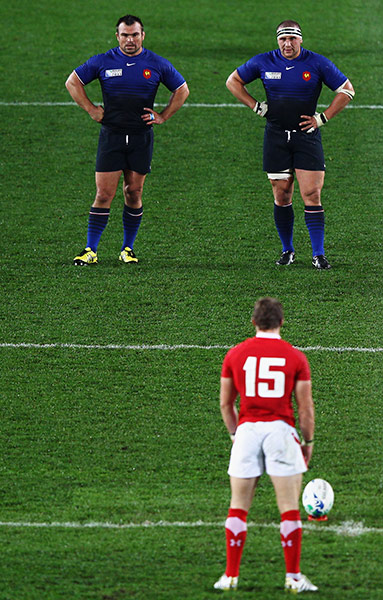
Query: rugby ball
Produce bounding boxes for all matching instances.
[302,478,334,518]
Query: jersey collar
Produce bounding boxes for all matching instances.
[255,332,281,339]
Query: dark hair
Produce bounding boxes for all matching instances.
[116,15,144,32]
[276,20,301,32]
[252,297,284,330]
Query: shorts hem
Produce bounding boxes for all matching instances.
[228,469,263,478]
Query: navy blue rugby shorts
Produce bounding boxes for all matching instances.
[263,126,325,173]
[96,126,154,174]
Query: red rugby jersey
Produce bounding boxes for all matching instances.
[221,333,310,428]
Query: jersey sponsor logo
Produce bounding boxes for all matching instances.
[303,71,311,81]
[126,62,136,67]
[143,69,152,79]
[286,66,295,70]
[265,71,282,79]
[105,69,123,78]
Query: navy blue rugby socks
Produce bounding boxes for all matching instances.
[274,203,326,257]
[85,204,143,253]
[87,206,110,251]
[304,205,325,256]
[274,203,295,252]
[122,204,143,251]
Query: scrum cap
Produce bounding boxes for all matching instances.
[276,26,302,39]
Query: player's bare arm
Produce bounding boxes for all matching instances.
[65,71,104,123]
[300,79,355,131]
[226,70,267,116]
[220,376,238,439]
[226,70,258,109]
[294,379,315,464]
[142,82,190,125]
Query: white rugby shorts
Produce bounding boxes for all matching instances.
[228,420,307,478]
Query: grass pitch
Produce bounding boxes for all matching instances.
[1,0,383,598]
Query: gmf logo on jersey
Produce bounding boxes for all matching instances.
[303,71,311,81]
[143,69,152,79]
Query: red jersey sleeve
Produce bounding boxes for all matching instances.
[221,346,236,379]
[295,349,311,381]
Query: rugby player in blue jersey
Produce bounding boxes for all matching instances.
[66,15,189,265]
[226,20,355,269]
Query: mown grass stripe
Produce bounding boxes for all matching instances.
[0,520,379,536]
[1,342,382,352]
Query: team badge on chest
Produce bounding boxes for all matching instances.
[302,71,311,81]
[143,69,152,79]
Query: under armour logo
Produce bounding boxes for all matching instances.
[281,540,293,548]
[230,539,242,547]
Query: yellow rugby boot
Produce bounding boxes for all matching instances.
[73,247,98,265]
[119,247,138,263]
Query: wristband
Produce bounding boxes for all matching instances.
[229,432,236,442]
[253,101,268,117]
[313,112,328,128]
[301,438,314,447]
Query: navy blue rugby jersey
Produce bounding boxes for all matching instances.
[75,47,186,133]
[237,48,347,130]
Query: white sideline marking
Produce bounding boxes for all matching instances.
[0,101,382,110]
[0,342,230,350]
[1,342,383,353]
[297,346,383,353]
[0,520,379,537]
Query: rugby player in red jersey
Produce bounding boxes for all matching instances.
[214,297,317,594]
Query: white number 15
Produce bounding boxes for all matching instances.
[243,356,286,398]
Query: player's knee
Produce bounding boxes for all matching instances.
[95,189,115,205]
[124,186,143,206]
[302,187,321,204]
[270,181,293,205]
[274,189,293,205]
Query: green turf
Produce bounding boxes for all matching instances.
[1,0,383,598]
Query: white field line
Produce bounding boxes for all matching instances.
[1,342,383,353]
[0,519,380,537]
[0,101,382,110]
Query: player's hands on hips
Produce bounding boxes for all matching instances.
[301,112,328,133]
[299,114,318,132]
[142,108,165,125]
[88,105,104,123]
